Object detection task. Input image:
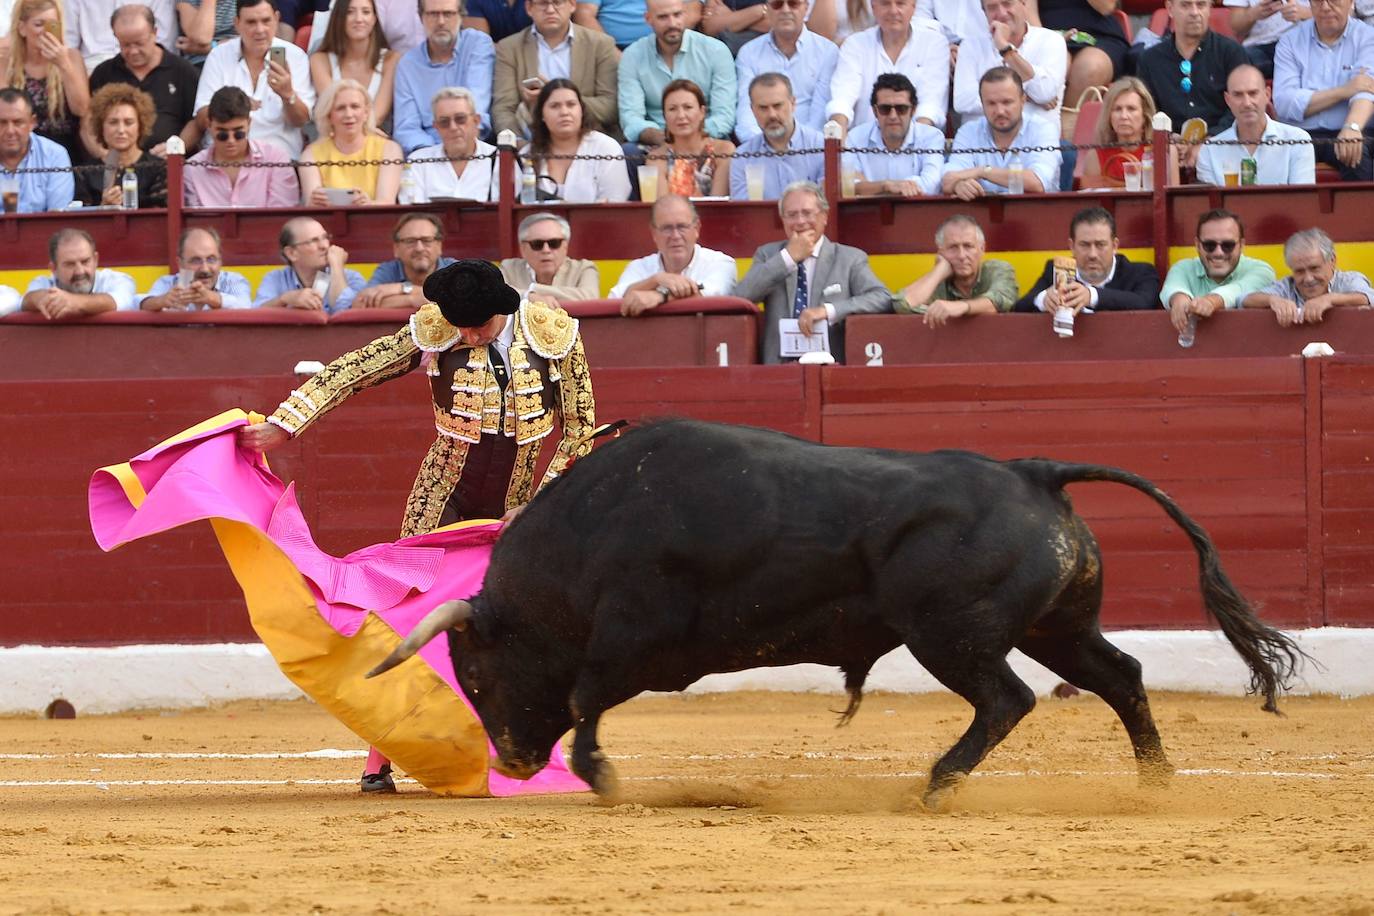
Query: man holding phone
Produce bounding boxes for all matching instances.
[139,227,254,311]
[493,0,620,138]
[193,0,315,157]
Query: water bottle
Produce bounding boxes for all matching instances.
[1177,313,1198,348]
[398,166,417,205]
[121,168,138,209]
[1140,149,1154,189]
[1007,153,1024,194]
[520,162,537,204]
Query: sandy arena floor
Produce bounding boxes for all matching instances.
[2,690,1372,915]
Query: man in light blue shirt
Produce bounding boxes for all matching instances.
[139,228,255,311]
[1273,0,1374,179]
[842,73,945,196]
[394,0,497,153]
[734,0,838,143]
[20,229,136,319]
[255,217,366,315]
[941,66,1061,198]
[730,72,825,199]
[0,88,74,213]
[1242,227,1374,324]
[618,0,736,144]
[1198,64,1315,185]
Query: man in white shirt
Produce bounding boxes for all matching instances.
[612,195,738,315]
[951,0,1066,122]
[1197,64,1315,185]
[408,88,500,202]
[193,0,315,158]
[827,0,950,134]
[66,0,177,72]
[734,0,839,143]
[20,229,137,319]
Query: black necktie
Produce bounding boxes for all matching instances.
[488,343,508,389]
[793,258,809,317]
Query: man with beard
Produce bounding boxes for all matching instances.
[354,214,458,310]
[20,229,137,319]
[0,88,74,214]
[619,0,736,146]
[734,0,838,143]
[237,259,597,792]
[254,217,366,315]
[1013,207,1161,313]
[841,73,945,197]
[1242,228,1374,324]
[1198,64,1315,186]
[729,72,824,199]
[394,0,497,153]
[139,227,254,311]
[895,214,1018,325]
[941,66,1061,199]
[1161,208,1276,335]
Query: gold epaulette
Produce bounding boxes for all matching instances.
[410,302,461,352]
[519,298,578,360]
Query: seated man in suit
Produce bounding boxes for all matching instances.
[1013,207,1161,314]
[732,180,890,363]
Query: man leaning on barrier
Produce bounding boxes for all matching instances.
[20,229,137,319]
[1241,227,1374,324]
[732,180,890,363]
[840,72,945,197]
[729,72,825,200]
[612,194,738,316]
[941,67,1061,200]
[254,217,366,314]
[183,89,300,209]
[499,211,601,301]
[0,87,74,213]
[1161,207,1276,335]
[139,227,254,311]
[895,213,1018,326]
[1013,207,1161,314]
[354,213,458,310]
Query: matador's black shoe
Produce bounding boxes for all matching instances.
[360,763,396,794]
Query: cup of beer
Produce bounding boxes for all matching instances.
[0,174,17,214]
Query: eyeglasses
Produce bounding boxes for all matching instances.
[214,128,248,141]
[396,235,441,246]
[1179,59,1192,94]
[528,0,567,8]
[652,222,697,236]
[421,8,460,18]
[767,0,805,8]
[523,237,565,250]
[782,208,821,221]
[1199,239,1238,253]
[434,114,473,128]
[288,233,332,248]
[875,103,913,116]
[182,255,221,268]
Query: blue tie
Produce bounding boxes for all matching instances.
[793,259,809,317]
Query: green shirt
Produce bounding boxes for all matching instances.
[894,259,1019,314]
[1159,255,1276,310]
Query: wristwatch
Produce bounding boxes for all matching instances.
[654,283,671,303]
[1346,122,1363,133]
[998,44,1015,55]
[401,282,414,296]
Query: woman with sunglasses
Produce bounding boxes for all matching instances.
[299,78,403,206]
[309,0,399,129]
[645,79,735,198]
[184,86,301,208]
[499,211,600,301]
[77,83,166,208]
[520,78,629,203]
[1081,77,1179,188]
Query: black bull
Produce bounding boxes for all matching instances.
[370,419,1303,809]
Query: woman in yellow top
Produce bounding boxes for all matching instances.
[298,78,402,206]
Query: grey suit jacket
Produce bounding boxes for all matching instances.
[492,26,621,140]
[732,239,891,364]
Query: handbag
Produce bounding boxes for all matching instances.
[1060,84,1106,141]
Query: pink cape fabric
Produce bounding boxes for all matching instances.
[89,415,587,797]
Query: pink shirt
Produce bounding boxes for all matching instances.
[183,140,301,208]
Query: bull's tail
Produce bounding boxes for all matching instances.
[1014,459,1305,714]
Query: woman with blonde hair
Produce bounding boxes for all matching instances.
[1081,77,1179,189]
[646,79,734,198]
[78,82,166,207]
[298,78,403,206]
[0,0,88,160]
[308,0,398,128]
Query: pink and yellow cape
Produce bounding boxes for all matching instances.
[88,409,588,798]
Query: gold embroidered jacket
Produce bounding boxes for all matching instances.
[268,299,596,536]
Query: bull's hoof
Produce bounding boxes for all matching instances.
[573,751,620,799]
[1138,755,1175,789]
[920,774,965,814]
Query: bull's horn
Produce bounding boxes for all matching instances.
[364,599,473,679]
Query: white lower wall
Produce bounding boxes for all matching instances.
[1,628,1370,715]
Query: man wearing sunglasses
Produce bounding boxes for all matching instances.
[951,0,1067,123]
[734,0,838,143]
[1137,0,1247,152]
[407,88,502,201]
[139,227,254,311]
[841,72,945,196]
[1160,208,1275,335]
[183,87,300,208]
[499,211,602,300]
[355,214,459,310]
[612,194,737,315]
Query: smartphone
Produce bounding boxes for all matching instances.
[44,19,61,40]
[521,77,544,91]
[268,45,287,69]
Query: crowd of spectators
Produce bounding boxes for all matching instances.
[0,0,1369,214]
